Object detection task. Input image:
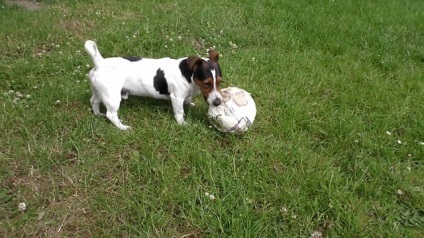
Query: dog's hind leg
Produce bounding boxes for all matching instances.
[102,94,131,130]
[106,111,131,130]
[90,92,103,116]
[88,70,104,116]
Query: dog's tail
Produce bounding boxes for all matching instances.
[84,40,103,68]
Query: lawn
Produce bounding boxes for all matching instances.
[1,0,423,237]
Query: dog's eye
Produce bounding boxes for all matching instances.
[203,83,210,88]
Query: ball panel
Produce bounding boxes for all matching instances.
[207,87,256,133]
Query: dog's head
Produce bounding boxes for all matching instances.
[186,50,223,106]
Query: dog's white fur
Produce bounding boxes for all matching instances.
[84,40,222,130]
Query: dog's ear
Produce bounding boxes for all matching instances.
[187,56,203,71]
[208,50,219,61]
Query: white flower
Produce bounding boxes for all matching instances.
[15,91,24,98]
[397,140,402,144]
[397,190,403,195]
[280,207,288,215]
[55,100,61,105]
[229,41,238,49]
[310,230,322,238]
[419,142,424,145]
[18,202,27,211]
[386,131,392,135]
[204,192,215,200]
[26,94,31,99]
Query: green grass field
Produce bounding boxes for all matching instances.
[1,0,423,236]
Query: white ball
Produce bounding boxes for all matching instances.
[18,202,27,211]
[208,87,256,133]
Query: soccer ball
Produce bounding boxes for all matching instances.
[208,87,256,133]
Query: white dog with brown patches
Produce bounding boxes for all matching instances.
[84,40,223,130]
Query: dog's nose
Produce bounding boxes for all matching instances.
[213,98,222,106]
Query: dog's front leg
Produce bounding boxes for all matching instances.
[171,96,187,125]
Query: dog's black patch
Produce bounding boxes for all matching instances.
[122,56,142,62]
[179,59,192,83]
[153,69,170,95]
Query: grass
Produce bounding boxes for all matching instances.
[1,0,423,236]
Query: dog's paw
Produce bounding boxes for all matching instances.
[184,97,195,107]
[177,118,188,126]
[119,125,132,130]
[177,120,187,126]
[175,115,187,126]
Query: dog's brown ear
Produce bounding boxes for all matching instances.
[187,56,203,71]
[208,50,219,61]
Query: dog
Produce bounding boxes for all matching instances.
[84,40,223,130]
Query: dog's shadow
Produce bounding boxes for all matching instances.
[81,94,248,143]
[82,94,209,125]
